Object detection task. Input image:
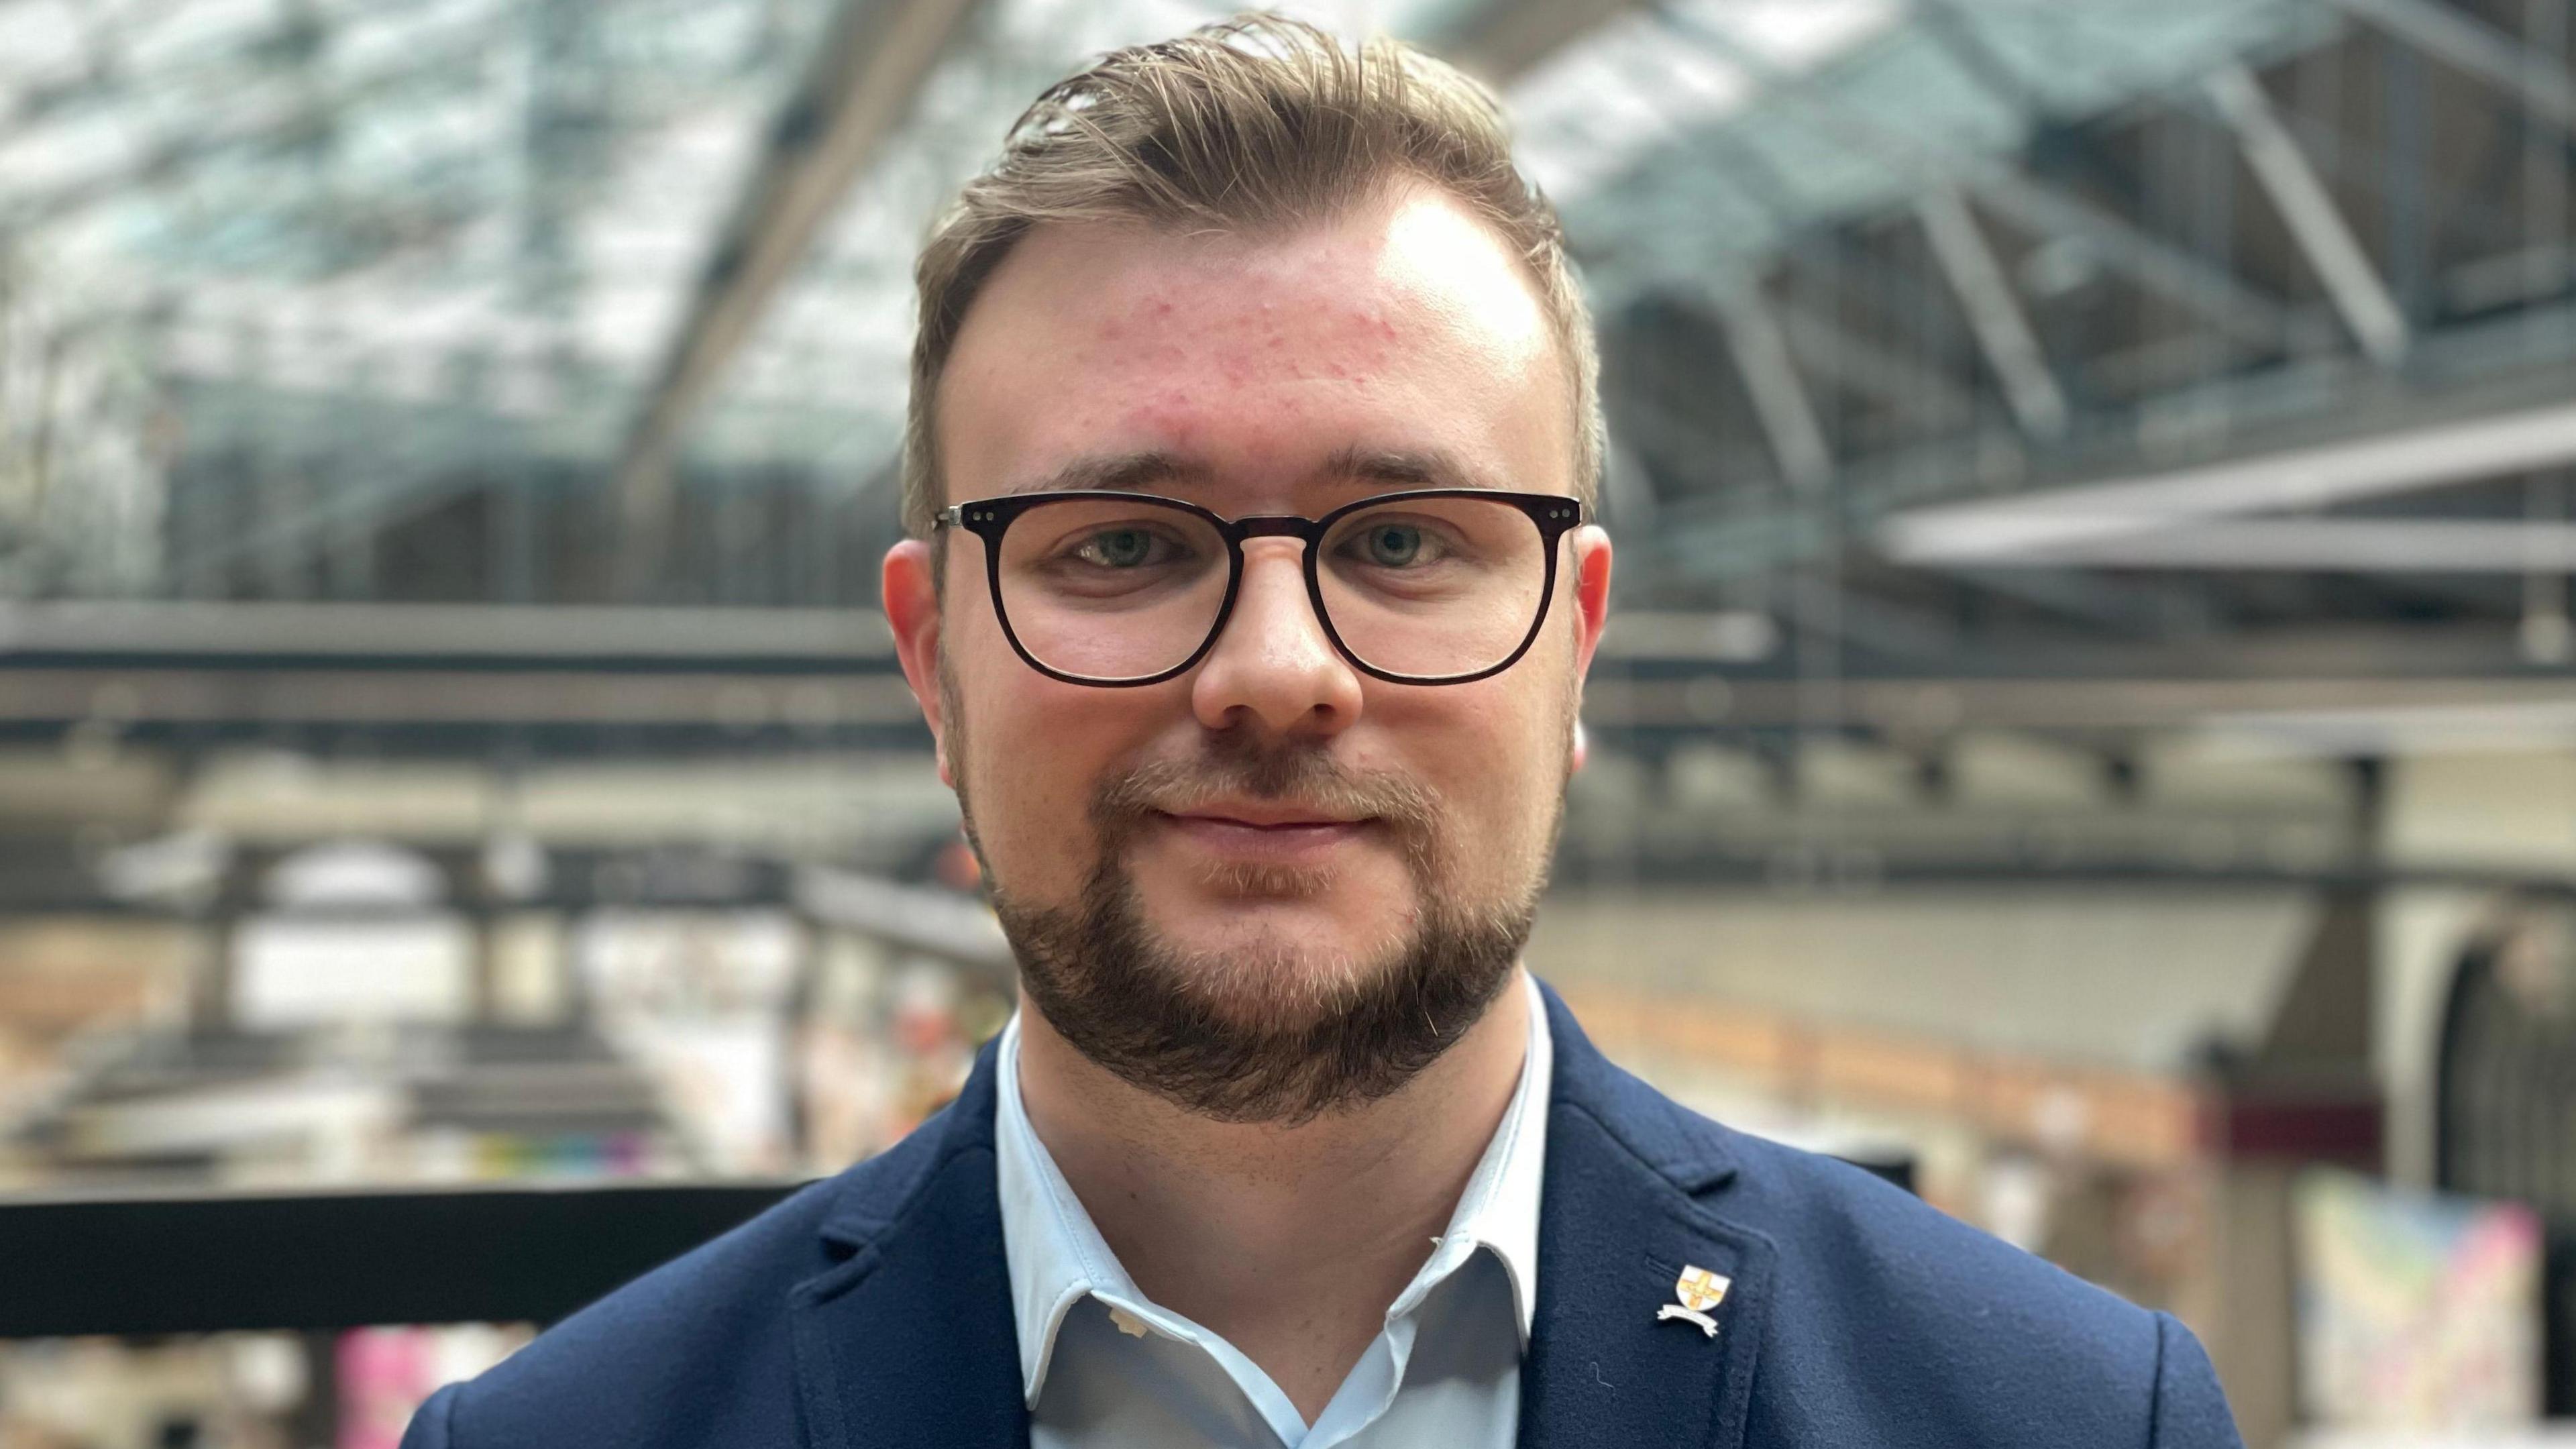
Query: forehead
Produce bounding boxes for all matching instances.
[936,187,1570,511]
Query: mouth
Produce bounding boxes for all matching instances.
[1152,804,1378,860]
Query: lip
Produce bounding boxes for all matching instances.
[1164,801,1366,830]
[1153,808,1377,861]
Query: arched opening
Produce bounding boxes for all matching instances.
[2436,900,2576,1415]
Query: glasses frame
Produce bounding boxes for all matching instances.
[934,487,1591,688]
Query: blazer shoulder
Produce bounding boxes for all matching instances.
[421,1108,966,1448]
[1588,1061,2171,1389]
[1728,1133,2241,1449]
[1547,1019,2241,1446]
[1727,1122,2155,1344]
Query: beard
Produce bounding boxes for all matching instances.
[961,722,1558,1125]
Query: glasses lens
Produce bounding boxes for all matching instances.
[1317,495,1550,680]
[994,498,1230,681]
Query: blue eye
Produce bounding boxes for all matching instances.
[1362,525,1423,567]
[1075,529,1164,568]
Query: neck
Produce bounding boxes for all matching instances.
[1013,969,1532,1422]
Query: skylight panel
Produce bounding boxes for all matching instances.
[345,89,503,183]
[0,106,142,199]
[1511,23,1743,203]
[999,0,1240,58]
[333,0,506,78]
[1703,0,1900,69]
[0,1,91,94]
[121,0,285,76]
[582,280,688,365]
[1507,0,1895,207]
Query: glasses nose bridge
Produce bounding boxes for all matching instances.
[1227,515,1322,581]
[1231,515,1318,544]
[1212,515,1334,655]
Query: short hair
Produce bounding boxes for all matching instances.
[901,11,1602,541]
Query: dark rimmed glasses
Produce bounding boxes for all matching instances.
[933,488,1591,687]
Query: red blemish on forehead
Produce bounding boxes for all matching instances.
[1122,384,1203,440]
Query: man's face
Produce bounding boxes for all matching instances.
[884,186,1611,1118]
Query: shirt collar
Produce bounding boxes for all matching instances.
[994,971,1554,1405]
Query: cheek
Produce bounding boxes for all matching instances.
[1383,682,1570,859]
[949,617,1175,896]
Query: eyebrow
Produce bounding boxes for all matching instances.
[1004,451,1214,496]
[1004,445,1500,498]
[1317,444,1501,491]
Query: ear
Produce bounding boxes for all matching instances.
[1569,525,1613,678]
[882,538,953,788]
[1567,525,1612,773]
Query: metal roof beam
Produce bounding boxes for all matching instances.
[1905,517,2576,574]
[1779,303,1978,427]
[1686,144,1981,429]
[1704,282,1835,495]
[1776,579,1967,666]
[1907,144,2291,354]
[612,0,988,561]
[1915,188,2071,438]
[2324,0,2576,140]
[1879,394,2576,564]
[168,465,487,594]
[1657,7,2294,352]
[8,32,492,225]
[1432,0,1643,85]
[2204,64,2411,368]
[1603,389,1770,500]
[1940,567,2207,640]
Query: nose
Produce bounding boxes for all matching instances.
[1190,539,1363,738]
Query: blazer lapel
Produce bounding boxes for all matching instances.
[782,991,1774,1449]
[788,1044,1029,1449]
[1520,986,1774,1449]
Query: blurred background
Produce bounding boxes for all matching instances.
[0,0,2570,1443]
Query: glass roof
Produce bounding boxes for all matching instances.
[2,0,842,429]
[0,0,2338,592]
[1558,0,2324,299]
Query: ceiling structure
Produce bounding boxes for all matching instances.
[0,0,2570,761]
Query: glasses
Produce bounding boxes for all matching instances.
[933,488,1590,687]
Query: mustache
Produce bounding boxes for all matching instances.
[1090,739,1442,844]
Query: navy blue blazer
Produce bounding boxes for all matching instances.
[404,984,2242,1447]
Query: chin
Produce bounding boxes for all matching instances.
[1143,839,1413,908]
[1151,912,1409,1012]
[1146,867,1412,946]
[991,818,1534,1121]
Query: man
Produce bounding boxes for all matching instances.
[406,16,2241,1448]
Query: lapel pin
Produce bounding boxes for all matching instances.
[1655,1265,1729,1338]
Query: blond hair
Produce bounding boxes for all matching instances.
[901,12,1601,541]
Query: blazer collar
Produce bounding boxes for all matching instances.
[792,1036,1028,1449]
[993,977,1555,1406]
[1518,982,1772,1449]
[787,983,1772,1449]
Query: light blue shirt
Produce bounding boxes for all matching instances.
[994,972,1552,1449]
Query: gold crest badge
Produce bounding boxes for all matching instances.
[1655,1265,1729,1338]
